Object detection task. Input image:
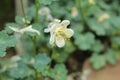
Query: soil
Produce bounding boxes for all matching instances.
[83,59,120,80]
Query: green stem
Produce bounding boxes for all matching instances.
[34,70,44,80]
[35,0,39,23]
[35,69,38,80]
[20,0,27,23]
[76,0,86,25]
[33,36,37,56]
[29,36,37,56]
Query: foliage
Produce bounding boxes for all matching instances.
[0,0,120,80]
[49,64,67,80]
[0,31,18,57]
[90,49,116,70]
[33,53,51,73]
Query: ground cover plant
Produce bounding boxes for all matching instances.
[0,0,120,80]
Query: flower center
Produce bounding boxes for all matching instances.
[56,28,66,37]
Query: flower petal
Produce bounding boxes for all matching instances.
[28,29,40,35]
[20,25,40,35]
[48,19,60,29]
[54,19,61,23]
[65,29,74,38]
[9,26,20,32]
[20,25,32,32]
[55,35,65,48]
[44,28,50,33]
[61,20,70,28]
[50,33,55,45]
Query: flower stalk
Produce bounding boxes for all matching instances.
[20,0,27,24]
[76,0,86,25]
[35,0,39,23]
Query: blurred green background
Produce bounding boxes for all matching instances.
[0,0,120,80]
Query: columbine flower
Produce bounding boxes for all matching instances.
[44,19,74,48]
[38,7,53,21]
[97,13,110,23]
[9,25,40,35]
[71,7,78,18]
[88,0,95,5]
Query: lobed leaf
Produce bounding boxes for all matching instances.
[0,31,18,57]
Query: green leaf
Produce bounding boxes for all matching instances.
[64,41,75,53]
[110,16,120,29]
[72,23,84,33]
[27,5,36,18]
[87,19,106,36]
[97,0,111,10]
[0,31,18,57]
[90,53,106,70]
[105,49,116,65]
[9,62,34,79]
[52,50,68,63]
[5,23,20,34]
[0,59,15,73]
[15,16,25,24]
[74,32,95,50]
[52,41,75,63]
[49,64,67,80]
[20,54,33,64]
[111,36,120,49]
[38,0,57,5]
[91,40,104,53]
[87,6,100,16]
[33,53,51,73]
[0,75,14,80]
[26,77,34,80]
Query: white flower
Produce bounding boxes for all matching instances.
[9,25,40,35]
[97,13,110,23]
[88,0,95,5]
[44,19,74,48]
[71,7,78,18]
[38,7,53,21]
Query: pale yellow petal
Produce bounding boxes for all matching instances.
[65,29,74,38]
[50,33,55,45]
[20,25,40,35]
[61,20,70,28]
[9,26,20,32]
[54,19,61,23]
[28,29,40,35]
[20,25,32,32]
[44,28,50,33]
[55,35,65,48]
